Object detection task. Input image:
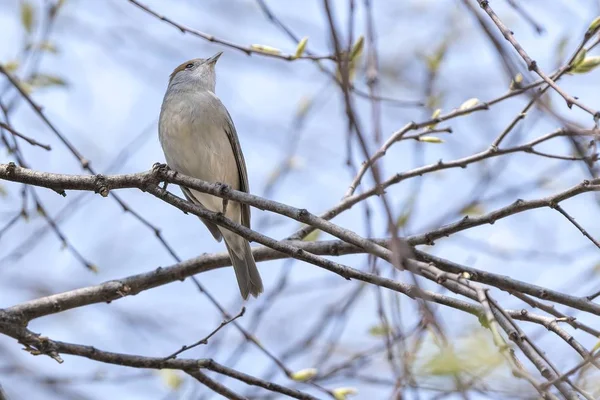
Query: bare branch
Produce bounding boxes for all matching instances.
[164,307,246,360]
[127,0,334,62]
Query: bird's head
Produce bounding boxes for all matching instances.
[168,51,222,92]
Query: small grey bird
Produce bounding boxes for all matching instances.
[158,52,263,299]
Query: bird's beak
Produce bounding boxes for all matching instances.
[206,51,223,65]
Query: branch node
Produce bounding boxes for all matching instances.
[116,284,131,297]
[424,233,435,246]
[51,301,62,312]
[94,174,109,197]
[528,60,537,71]
[330,241,341,256]
[435,272,447,284]
[6,161,16,175]
[297,208,309,220]
[508,330,520,342]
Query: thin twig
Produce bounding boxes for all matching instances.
[475,0,599,118]
[164,307,246,360]
[0,122,51,151]
[127,0,334,62]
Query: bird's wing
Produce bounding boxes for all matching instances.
[220,103,251,229]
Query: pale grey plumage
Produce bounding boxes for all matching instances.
[158,52,263,299]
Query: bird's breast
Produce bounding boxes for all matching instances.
[158,92,239,190]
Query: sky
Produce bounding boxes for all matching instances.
[1,0,600,399]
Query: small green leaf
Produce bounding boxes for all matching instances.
[425,41,448,72]
[290,368,318,381]
[459,203,485,216]
[478,314,490,329]
[336,36,364,84]
[427,108,442,129]
[350,36,364,62]
[571,49,587,68]
[368,324,392,336]
[2,60,20,73]
[571,56,600,74]
[458,97,480,112]
[250,44,281,55]
[302,228,321,242]
[21,1,35,33]
[294,37,308,59]
[418,136,444,143]
[587,16,600,36]
[425,347,462,376]
[333,387,358,400]
[18,81,33,94]
[29,74,67,88]
[396,211,410,228]
[459,271,472,280]
[159,369,183,390]
[509,73,523,90]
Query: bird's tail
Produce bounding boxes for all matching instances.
[222,231,263,299]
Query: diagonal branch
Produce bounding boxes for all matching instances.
[0,322,317,400]
[127,0,334,62]
[0,122,51,151]
[474,0,599,118]
[165,307,246,360]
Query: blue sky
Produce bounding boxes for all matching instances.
[1,0,600,398]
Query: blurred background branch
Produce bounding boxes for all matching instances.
[2,0,600,399]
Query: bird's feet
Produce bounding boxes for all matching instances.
[152,162,169,175]
[151,163,171,194]
[216,182,231,214]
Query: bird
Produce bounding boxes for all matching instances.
[158,52,263,299]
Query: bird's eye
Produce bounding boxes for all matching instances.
[185,63,194,69]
